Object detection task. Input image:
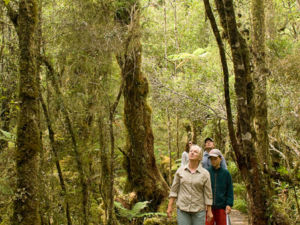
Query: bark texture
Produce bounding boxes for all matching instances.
[222,1,269,222]
[251,0,270,167]
[251,1,290,223]
[0,89,11,150]
[12,0,40,224]
[116,0,169,210]
[98,113,110,224]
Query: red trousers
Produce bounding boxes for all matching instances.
[206,209,226,225]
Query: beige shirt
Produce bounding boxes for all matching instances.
[169,164,213,212]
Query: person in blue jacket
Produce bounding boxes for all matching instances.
[202,137,227,170]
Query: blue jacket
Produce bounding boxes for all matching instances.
[202,151,227,170]
[207,166,234,209]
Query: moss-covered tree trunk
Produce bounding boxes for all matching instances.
[12,0,40,224]
[223,2,269,221]
[251,2,290,223]
[42,56,88,225]
[116,0,169,210]
[0,88,11,150]
[98,113,110,224]
[39,93,72,225]
[265,0,276,39]
[176,113,180,159]
[251,0,270,167]
[205,0,290,224]
[167,108,172,185]
[191,120,198,144]
[0,6,15,151]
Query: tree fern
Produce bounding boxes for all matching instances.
[114,201,167,221]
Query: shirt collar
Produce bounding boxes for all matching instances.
[184,163,203,173]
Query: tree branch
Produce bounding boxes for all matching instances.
[149,75,227,121]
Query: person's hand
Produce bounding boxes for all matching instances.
[206,210,213,222]
[226,205,231,214]
[167,206,173,219]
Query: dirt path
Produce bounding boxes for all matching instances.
[229,209,248,225]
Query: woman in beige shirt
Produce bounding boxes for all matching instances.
[167,145,213,225]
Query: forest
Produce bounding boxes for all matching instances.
[0,0,299,225]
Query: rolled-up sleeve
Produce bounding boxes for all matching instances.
[203,174,213,205]
[169,169,180,198]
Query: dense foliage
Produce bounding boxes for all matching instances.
[0,0,299,224]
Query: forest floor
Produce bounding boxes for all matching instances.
[230,209,248,225]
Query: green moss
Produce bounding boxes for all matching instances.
[143,217,163,225]
[143,217,176,225]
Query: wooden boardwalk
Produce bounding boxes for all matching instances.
[230,209,248,225]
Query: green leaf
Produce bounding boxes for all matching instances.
[131,201,149,215]
[168,48,210,62]
[114,201,133,220]
[0,129,16,143]
[114,201,165,220]
[277,166,289,176]
[3,0,10,5]
[192,48,209,57]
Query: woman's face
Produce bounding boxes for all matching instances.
[189,147,201,161]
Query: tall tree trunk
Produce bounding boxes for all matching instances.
[42,56,88,225]
[204,0,290,224]
[98,113,110,224]
[0,9,14,151]
[172,0,180,54]
[251,0,270,167]
[12,0,40,224]
[163,0,168,68]
[0,88,11,150]
[98,55,115,225]
[213,119,224,151]
[116,0,169,210]
[191,120,198,144]
[172,0,179,78]
[265,0,276,39]
[39,93,72,225]
[167,108,172,185]
[251,2,290,224]
[107,79,124,225]
[176,112,180,159]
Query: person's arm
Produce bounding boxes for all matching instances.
[221,156,227,169]
[226,171,234,214]
[204,172,213,220]
[167,169,181,218]
[167,197,176,219]
[202,153,208,169]
[206,205,213,221]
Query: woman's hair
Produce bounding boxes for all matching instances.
[185,141,192,152]
[190,144,202,154]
